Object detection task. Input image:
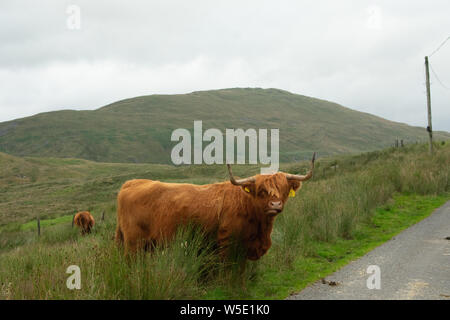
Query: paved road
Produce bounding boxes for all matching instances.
[288,201,450,300]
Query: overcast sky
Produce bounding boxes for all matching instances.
[1,0,449,130]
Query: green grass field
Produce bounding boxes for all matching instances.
[0,142,449,299]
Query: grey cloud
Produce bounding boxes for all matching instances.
[0,0,449,131]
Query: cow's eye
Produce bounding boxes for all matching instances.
[258,189,268,198]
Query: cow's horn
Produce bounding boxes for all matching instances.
[227,164,256,185]
[286,152,316,181]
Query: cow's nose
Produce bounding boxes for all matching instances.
[270,201,282,210]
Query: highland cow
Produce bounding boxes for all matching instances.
[115,153,315,260]
[74,211,95,235]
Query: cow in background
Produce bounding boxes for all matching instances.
[74,211,95,235]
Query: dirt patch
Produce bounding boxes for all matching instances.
[321,278,339,286]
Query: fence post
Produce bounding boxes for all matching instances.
[37,217,41,237]
[101,210,105,222]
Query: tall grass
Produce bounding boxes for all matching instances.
[0,222,218,299]
[0,142,449,299]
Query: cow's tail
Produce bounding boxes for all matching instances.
[115,225,124,245]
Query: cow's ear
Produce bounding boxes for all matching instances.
[288,180,302,192]
[241,182,256,196]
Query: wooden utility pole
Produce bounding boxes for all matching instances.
[425,56,433,155]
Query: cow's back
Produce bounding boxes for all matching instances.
[116,179,210,251]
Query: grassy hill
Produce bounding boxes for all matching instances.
[0,88,448,163]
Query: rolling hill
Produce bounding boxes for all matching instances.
[0,88,448,163]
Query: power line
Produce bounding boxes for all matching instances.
[429,62,450,90]
[429,36,450,57]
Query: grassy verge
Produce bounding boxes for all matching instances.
[233,193,449,299]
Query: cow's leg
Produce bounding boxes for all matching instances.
[247,234,272,260]
[217,228,248,262]
[115,225,124,245]
[143,238,156,252]
[217,228,231,260]
[124,227,148,255]
[124,237,138,255]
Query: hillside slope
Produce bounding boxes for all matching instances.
[0,88,448,163]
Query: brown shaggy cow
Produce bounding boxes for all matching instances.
[115,153,315,260]
[74,211,95,235]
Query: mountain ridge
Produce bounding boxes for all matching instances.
[0,88,448,163]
